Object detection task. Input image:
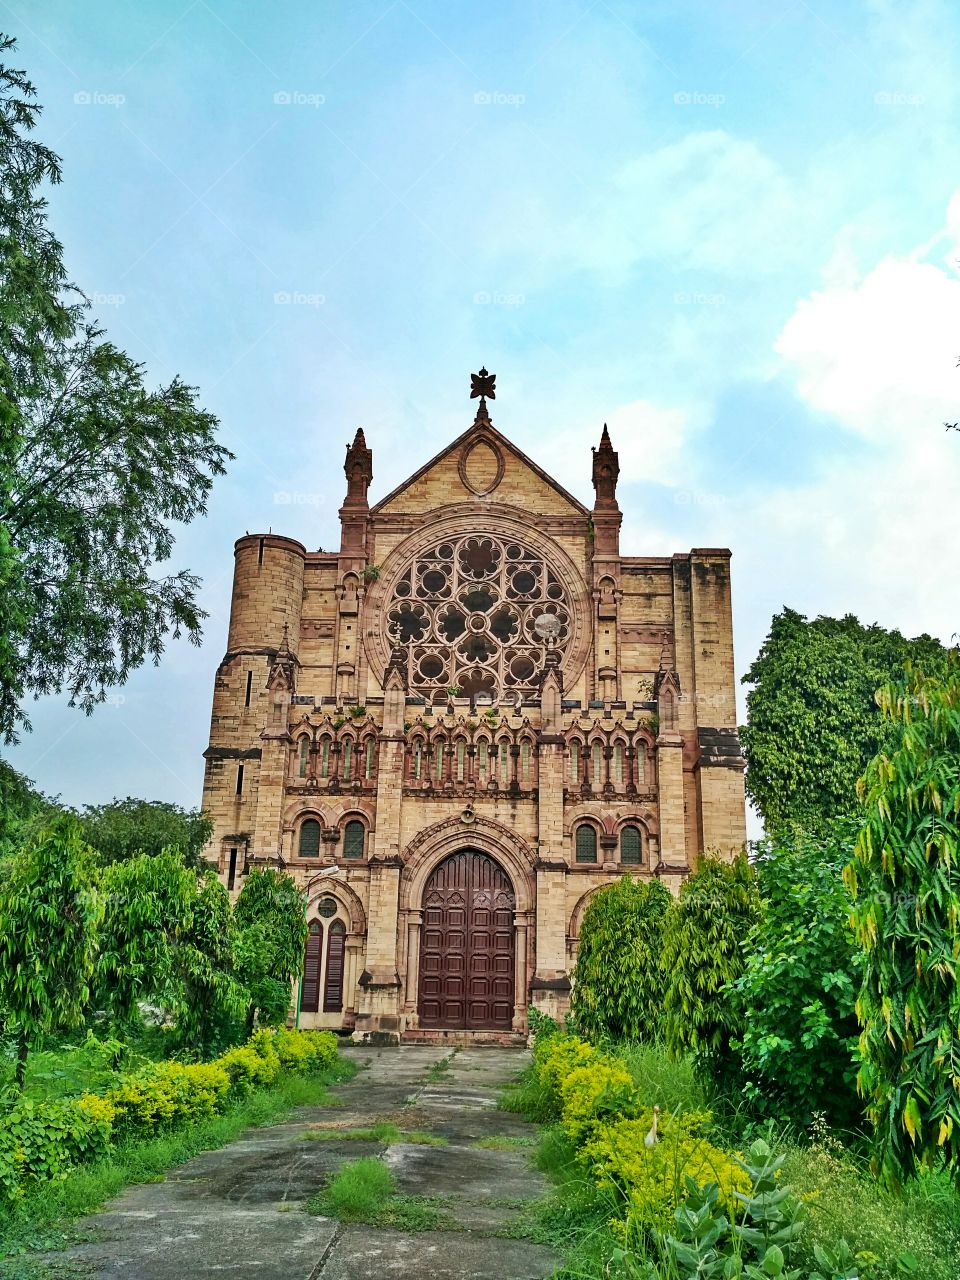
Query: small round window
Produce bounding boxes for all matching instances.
[317,897,338,919]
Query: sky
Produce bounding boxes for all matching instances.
[3,0,959,819]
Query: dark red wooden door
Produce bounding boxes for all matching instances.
[418,851,515,1029]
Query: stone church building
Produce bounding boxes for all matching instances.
[200,373,746,1043]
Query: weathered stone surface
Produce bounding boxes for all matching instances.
[44,1046,558,1280]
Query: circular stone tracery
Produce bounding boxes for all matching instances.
[386,533,571,702]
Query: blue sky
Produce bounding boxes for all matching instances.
[4,0,959,818]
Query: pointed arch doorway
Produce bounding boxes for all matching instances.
[417,849,515,1029]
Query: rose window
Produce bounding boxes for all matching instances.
[386,535,570,702]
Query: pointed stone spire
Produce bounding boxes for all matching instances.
[591,424,620,508]
[343,428,373,507]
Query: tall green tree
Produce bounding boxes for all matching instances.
[0,757,55,853]
[734,824,863,1129]
[0,815,102,1084]
[96,848,196,1033]
[234,868,307,1032]
[173,871,246,1058]
[846,658,960,1187]
[77,797,212,868]
[572,875,672,1042]
[0,36,231,742]
[742,609,948,833]
[661,854,759,1078]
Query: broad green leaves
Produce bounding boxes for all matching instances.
[846,658,960,1186]
[234,869,308,1029]
[742,609,949,834]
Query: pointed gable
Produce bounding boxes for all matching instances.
[370,410,589,518]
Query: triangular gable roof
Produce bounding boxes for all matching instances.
[370,415,590,516]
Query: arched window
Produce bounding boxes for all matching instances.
[364,738,375,779]
[621,825,642,865]
[299,818,321,858]
[323,920,346,1012]
[613,744,624,788]
[592,743,603,788]
[521,739,531,785]
[297,737,309,778]
[342,738,353,781]
[319,737,331,779]
[575,824,597,864]
[301,920,323,1013]
[569,740,580,784]
[477,739,489,780]
[343,820,365,860]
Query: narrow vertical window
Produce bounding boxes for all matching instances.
[456,740,465,782]
[323,920,346,1012]
[298,819,321,857]
[478,740,487,778]
[592,743,602,787]
[236,763,244,795]
[614,744,623,787]
[257,536,264,566]
[244,669,253,708]
[435,742,443,781]
[521,740,530,784]
[570,740,579,783]
[298,737,309,778]
[321,739,330,778]
[343,820,365,859]
[575,824,598,864]
[227,847,238,891]
[342,739,352,781]
[499,741,508,775]
[621,825,642,865]
[365,738,374,779]
[636,747,645,784]
[414,742,422,780]
[301,921,322,1013]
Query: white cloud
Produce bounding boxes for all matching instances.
[775,255,960,442]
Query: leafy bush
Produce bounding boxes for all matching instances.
[734,824,863,1129]
[0,1096,113,1205]
[0,1028,340,1205]
[572,876,672,1042]
[533,1031,601,1115]
[661,854,759,1079]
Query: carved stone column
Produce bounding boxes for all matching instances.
[404,909,423,1012]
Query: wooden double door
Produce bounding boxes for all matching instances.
[417,850,516,1030]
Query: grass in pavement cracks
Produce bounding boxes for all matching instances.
[471,1135,535,1151]
[0,1059,357,1266]
[307,1157,457,1231]
[304,1122,447,1145]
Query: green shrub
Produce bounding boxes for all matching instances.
[0,1028,340,1206]
[572,876,672,1042]
[661,854,759,1079]
[734,824,863,1130]
[558,1060,639,1145]
[534,1032,601,1115]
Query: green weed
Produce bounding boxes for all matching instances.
[472,1135,535,1151]
[307,1160,456,1231]
[304,1124,446,1146]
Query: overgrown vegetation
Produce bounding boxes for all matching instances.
[307,1158,456,1231]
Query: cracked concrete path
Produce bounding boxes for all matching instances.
[42,1045,558,1280]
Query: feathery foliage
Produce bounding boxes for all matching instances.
[572,875,672,1042]
[662,854,759,1077]
[846,657,960,1186]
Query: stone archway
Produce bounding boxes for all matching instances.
[417,849,515,1030]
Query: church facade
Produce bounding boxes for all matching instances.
[200,374,747,1043]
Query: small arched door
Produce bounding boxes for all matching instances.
[418,850,515,1030]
